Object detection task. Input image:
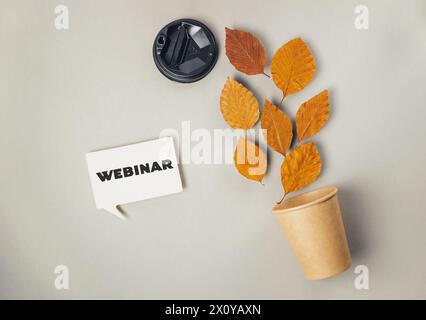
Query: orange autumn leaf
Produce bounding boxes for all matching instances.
[220,77,259,129]
[225,28,267,75]
[234,137,267,183]
[296,90,330,142]
[281,142,321,194]
[261,99,293,155]
[271,38,316,97]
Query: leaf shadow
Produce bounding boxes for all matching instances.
[327,86,337,126]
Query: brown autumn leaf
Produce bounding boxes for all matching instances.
[281,142,321,194]
[220,77,259,129]
[296,90,330,142]
[234,136,267,183]
[225,28,267,76]
[261,99,293,155]
[271,38,316,97]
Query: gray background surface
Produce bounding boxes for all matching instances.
[1,0,426,299]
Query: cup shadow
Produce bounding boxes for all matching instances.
[338,186,369,262]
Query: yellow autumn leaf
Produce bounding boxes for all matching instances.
[271,38,316,97]
[234,137,267,183]
[296,90,330,142]
[261,99,293,155]
[220,77,259,129]
[281,142,321,194]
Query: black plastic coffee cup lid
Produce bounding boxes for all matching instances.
[153,19,218,83]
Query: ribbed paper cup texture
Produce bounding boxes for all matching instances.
[273,187,352,280]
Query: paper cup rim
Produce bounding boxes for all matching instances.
[272,187,338,214]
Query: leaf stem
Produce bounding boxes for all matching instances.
[279,94,285,107]
[277,193,286,205]
[262,72,271,78]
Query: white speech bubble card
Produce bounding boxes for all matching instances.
[86,137,182,220]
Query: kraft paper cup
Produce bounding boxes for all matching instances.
[273,187,352,280]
